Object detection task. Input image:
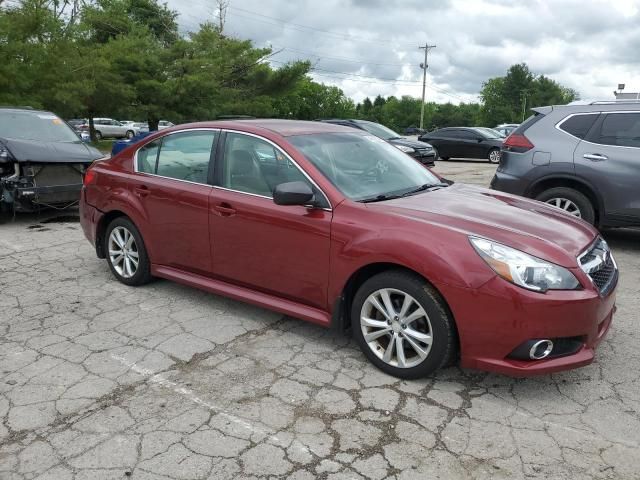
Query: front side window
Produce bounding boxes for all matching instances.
[137,131,216,183]
[559,114,598,139]
[592,113,640,148]
[289,132,441,202]
[221,132,311,198]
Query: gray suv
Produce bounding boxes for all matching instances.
[491,100,640,227]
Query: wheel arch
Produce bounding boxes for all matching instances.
[95,210,129,258]
[331,262,457,337]
[526,175,604,226]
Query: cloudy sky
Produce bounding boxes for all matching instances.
[167,0,640,104]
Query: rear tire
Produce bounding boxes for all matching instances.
[126,130,135,139]
[351,270,457,379]
[488,148,501,164]
[104,217,152,286]
[535,187,596,225]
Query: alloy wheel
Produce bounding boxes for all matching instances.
[489,149,501,164]
[108,226,139,278]
[360,288,433,369]
[545,197,582,218]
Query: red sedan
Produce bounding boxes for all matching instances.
[80,120,617,378]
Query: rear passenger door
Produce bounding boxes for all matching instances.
[573,111,640,222]
[133,129,218,275]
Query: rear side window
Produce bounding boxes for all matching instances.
[137,140,160,173]
[592,113,640,148]
[559,114,598,139]
[156,131,217,183]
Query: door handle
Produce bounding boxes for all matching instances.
[583,153,608,161]
[214,203,236,216]
[134,185,150,197]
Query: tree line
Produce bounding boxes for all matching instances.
[0,0,578,137]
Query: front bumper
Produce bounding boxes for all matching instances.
[441,275,617,377]
[79,189,103,248]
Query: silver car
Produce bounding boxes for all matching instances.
[491,100,640,227]
[93,118,136,140]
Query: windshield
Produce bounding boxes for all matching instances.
[0,110,81,142]
[355,121,401,140]
[289,132,441,202]
[473,127,503,139]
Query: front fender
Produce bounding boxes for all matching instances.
[328,210,495,307]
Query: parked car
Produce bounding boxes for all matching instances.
[491,100,640,227]
[319,119,436,166]
[0,107,103,212]
[495,123,519,136]
[419,127,504,163]
[158,120,174,130]
[133,122,149,134]
[403,126,426,135]
[93,118,136,140]
[80,119,616,378]
[477,127,506,138]
[67,118,88,130]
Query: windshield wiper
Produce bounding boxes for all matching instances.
[401,182,450,197]
[358,193,403,203]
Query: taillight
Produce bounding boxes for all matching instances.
[503,133,534,152]
[83,169,97,186]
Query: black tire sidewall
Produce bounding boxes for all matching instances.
[95,131,102,140]
[126,130,134,139]
[350,271,455,379]
[104,217,152,286]
[536,187,595,225]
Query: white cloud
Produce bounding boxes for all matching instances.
[167,0,640,103]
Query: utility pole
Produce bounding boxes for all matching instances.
[520,89,528,122]
[419,42,436,130]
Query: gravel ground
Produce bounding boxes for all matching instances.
[1,160,639,480]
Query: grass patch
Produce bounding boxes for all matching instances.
[91,139,115,154]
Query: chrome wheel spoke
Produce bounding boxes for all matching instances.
[362,316,389,330]
[379,290,396,318]
[364,328,391,343]
[367,296,392,322]
[382,334,396,363]
[403,307,427,325]
[403,333,429,359]
[398,294,413,318]
[396,336,407,368]
[128,250,139,259]
[404,327,431,344]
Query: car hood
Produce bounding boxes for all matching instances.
[367,183,597,267]
[0,137,103,163]
[389,137,433,149]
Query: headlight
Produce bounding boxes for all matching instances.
[469,237,580,292]
[395,145,415,153]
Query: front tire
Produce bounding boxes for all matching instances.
[351,270,457,379]
[126,130,135,139]
[535,187,595,225]
[94,131,103,141]
[104,217,152,286]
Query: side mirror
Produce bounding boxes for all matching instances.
[273,181,314,206]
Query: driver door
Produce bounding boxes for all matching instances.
[209,131,332,309]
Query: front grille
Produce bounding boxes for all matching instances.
[579,238,618,296]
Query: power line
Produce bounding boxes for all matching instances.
[273,46,415,68]
[226,6,408,48]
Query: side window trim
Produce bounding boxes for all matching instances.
[133,128,220,186]
[215,129,332,210]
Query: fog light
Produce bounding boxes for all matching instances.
[529,339,554,360]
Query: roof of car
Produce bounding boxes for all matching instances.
[0,107,52,114]
[174,119,361,137]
